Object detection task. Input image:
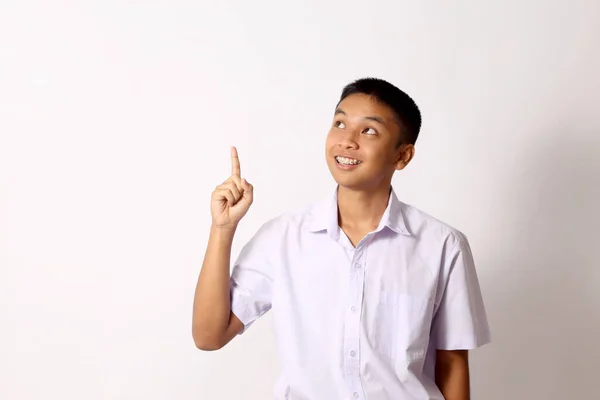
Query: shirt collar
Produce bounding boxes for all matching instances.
[307,186,411,237]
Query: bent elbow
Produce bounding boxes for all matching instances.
[192,327,224,351]
[194,338,224,351]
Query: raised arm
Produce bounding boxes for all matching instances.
[192,146,254,350]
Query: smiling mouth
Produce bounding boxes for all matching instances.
[335,156,362,166]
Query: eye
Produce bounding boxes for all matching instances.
[363,127,377,135]
[334,120,346,129]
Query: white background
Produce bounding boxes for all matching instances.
[1,1,599,399]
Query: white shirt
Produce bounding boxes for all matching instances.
[230,187,491,400]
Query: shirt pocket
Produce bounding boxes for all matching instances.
[374,291,433,363]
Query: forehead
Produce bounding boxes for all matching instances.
[336,93,396,120]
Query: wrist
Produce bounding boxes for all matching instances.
[210,223,238,236]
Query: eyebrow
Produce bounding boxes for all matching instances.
[334,108,387,126]
[364,115,386,125]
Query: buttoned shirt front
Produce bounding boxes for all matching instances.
[230,187,491,400]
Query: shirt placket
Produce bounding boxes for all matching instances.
[343,241,368,400]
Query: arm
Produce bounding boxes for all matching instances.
[435,349,470,400]
[430,233,491,397]
[192,225,244,350]
[192,146,253,351]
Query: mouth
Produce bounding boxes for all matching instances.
[335,156,362,166]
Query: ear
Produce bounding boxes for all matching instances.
[394,144,415,171]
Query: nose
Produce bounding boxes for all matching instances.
[337,129,359,149]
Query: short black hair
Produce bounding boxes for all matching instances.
[338,77,422,145]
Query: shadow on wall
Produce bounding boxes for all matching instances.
[472,130,600,399]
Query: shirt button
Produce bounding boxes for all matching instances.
[350,306,356,312]
[350,350,356,357]
[353,393,360,399]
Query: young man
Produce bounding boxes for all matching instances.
[192,78,491,400]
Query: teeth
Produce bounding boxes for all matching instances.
[335,156,361,165]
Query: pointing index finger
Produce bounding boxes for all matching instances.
[231,146,241,177]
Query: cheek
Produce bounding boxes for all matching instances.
[363,146,393,166]
[325,130,337,148]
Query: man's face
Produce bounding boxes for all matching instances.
[325,93,413,190]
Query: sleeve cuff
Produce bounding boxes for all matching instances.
[435,330,492,350]
[230,296,255,335]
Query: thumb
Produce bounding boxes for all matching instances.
[242,178,254,202]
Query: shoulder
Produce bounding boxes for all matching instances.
[253,198,326,235]
[398,202,478,281]
[399,201,468,249]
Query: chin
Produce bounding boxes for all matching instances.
[329,174,366,190]
[326,160,372,190]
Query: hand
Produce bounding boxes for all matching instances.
[210,146,254,229]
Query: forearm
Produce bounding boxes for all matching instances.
[192,225,236,347]
[435,350,470,400]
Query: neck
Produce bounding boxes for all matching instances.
[337,184,392,231]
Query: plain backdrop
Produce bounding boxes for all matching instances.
[1,1,599,399]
